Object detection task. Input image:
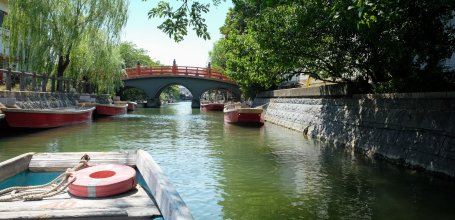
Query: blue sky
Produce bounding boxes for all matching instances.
[121,0,232,67]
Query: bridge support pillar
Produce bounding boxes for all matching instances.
[146,98,161,108]
[191,98,200,108]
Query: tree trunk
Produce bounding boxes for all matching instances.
[57,54,70,91]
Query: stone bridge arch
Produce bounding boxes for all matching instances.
[123,76,240,108]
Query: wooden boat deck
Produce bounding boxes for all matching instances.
[0,185,160,219]
[0,151,193,220]
[28,152,137,172]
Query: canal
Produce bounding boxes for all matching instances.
[1,101,454,219]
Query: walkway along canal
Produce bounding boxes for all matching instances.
[1,102,454,219]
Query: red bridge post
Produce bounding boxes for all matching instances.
[136,61,141,75]
[172,59,177,74]
[208,62,212,78]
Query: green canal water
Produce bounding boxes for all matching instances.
[1,101,455,219]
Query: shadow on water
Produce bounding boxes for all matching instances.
[224,122,264,128]
[0,121,97,160]
[217,122,455,220]
[0,120,93,139]
[0,127,50,139]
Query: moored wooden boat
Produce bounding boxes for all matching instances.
[1,107,95,128]
[136,101,146,108]
[223,103,264,126]
[77,102,97,107]
[0,113,7,130]
[200,102,225,111]
[127,102,137,111]
[113,101,137,111]
[0,150,193,220]
[95,103,127,116]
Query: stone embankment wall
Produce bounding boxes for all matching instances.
[0,91,79,109]
[0,91,110,109]
[254,86,455,177]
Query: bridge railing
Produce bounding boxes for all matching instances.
[124,65,231,82]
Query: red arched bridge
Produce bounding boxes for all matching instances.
[123,64,240,108]
[125,64,230,81]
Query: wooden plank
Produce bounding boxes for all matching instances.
[0,197,156,213]
[136,150,193,220]
[29,152,137,172]
[0,209,128,220]
[0,152,34,181]
[0,185,161,219]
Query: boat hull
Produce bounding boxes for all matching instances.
[200,103,224,111]
[224,108,264,126]
[127,102,137,111]
[2,107,95,128]
[95,104,127,116]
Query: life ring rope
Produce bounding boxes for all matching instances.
[0,154,91,202]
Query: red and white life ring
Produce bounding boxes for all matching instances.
[68,164,137,198]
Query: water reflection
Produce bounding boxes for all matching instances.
[217,119,455,220]
[0,102,454,219]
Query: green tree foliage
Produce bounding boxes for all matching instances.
[5,0,128,93]
[213,1,312,98]
[120,88,148,101]
[119,41,161,68]
[67,31,124,94]
[208,39,228,72]
[160,85,181,101]
[146,0,224,42]
[330,0,455,92]
[210,0,455,97]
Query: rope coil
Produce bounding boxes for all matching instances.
[0,154,90,202]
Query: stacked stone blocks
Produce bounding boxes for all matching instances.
[254,91,455,177]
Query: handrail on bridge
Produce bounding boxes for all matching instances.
[124,64,231,82]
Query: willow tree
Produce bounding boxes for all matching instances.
[5,0,128,92]
[67,31,124,94]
